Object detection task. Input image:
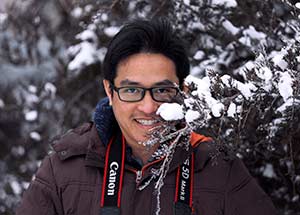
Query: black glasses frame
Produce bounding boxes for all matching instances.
[110,84,179,102]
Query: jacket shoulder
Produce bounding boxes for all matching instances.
[42,122,102,186]
[50,122,95,160]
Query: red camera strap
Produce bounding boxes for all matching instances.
[101,135,194,215]
[174,152,194,214]
[100,134,125,214]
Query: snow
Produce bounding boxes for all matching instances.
[11,146,25,157]
[28,85,37,94]
[255,66,273,82]
[156,103,184,121]
[30,131,41,141]
[104,26,121,37]
[256,66,273,91]
[220,74,232,87]
[0,99,4,108]
[97,47,107,62]
[87,23,97,31]
[184,98,195,109]
[262,163,276,178]
[295,2,300,9]
[185,75,211,96]
[188,22,205,31]
[22,182,30,190]
[24,110,38,121]
[71,7,83,18]
[221,74,256,99]
[236,153,243,158]
[184,68,295,125]
[183,0,190,5]
[185,109,200,123]
[128,1,137,11]
[239,26,266,46]
[268,118,285,137]
[235,60,255,80]
[237,81,256,99]
[0,12,8,24]
[76,29,97,43]
[227,102,236,117]
[101,13,108,22]
[193,50,205,60]
[190,66,202,76]
[0,189,6,200]
[222,19,240,35]
[243,25,266,40]
[236,82,256,99]
[9,181,22,195]
[84,5,93,13]
[185,75,225,117]
[211,102,224,117]
[278,72,293,102]
[37,35,52,59]
[44,82,57,95]
[33,16,40,24]
[186,75,222,114]
[211,0,237,7]
[271,50,288,70]
[292,195,299,202]
[26,94,39,105]
[68,42,98,71]
[68,44,81,56]
[276,98,296,113]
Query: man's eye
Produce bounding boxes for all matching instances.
[122,88,140,94]
[154,88,171,94]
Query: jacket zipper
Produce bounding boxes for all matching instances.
[127,158,165,184]
[136,170,142,183]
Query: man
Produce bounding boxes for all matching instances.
[17,19,277,215]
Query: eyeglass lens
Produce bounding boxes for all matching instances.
[117,87,177,102]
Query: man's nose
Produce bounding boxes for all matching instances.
[137,91,159,114]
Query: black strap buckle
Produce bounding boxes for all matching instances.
[100,206,121,215]
[174,202,192,215]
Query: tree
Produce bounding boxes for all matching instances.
[0,0,299,214]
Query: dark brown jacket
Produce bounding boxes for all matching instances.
[16,122,277,215]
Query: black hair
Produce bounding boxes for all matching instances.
[103,18,190,86]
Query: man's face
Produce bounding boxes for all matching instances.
[103,53,179,147]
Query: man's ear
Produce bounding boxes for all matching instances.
[103,79,113,105]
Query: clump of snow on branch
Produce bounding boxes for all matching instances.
[156,103,184,121]
[67,29,100,73]
[211,0,237,8]
[239,26,267,47]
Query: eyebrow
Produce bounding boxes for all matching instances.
[119,79,175,86]
[119,79,140,86]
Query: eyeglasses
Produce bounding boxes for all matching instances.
[111,85,179,102]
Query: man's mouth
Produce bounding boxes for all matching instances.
[135,119,160,126]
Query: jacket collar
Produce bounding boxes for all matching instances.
[93,97,117,146]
